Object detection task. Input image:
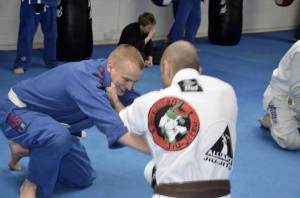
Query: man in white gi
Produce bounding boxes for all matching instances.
[108,41,238,197]
[259,41,300,150]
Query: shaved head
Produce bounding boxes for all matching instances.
[161,40,200,74]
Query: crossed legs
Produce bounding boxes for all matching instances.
[259,98,300,150]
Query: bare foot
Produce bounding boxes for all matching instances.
[20,179,37,198]
[8,140,29,171]
[258,113,272,129]
[14,68,25,75]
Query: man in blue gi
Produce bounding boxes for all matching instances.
[14,0,58,75]
[165,0,201,45]
[0,44,150,197]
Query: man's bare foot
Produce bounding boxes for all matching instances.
[20,179,37,198]
[258,113,272,129]
[14,68,25,75]
[8,140,29,171]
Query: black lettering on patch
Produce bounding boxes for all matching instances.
[178,79,202,92]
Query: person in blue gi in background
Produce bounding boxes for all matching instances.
[13,0,58,75]
[0,44,150,197]
[165,0,202,45]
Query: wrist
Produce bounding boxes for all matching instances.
[110,96,125,113]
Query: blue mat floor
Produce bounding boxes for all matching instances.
[0,30,299,197]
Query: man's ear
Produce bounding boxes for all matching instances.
[107,60,113,72]
[165,61,173,80]
[198,66,202,75]
[161,60,172,85]
[161,60,169,77]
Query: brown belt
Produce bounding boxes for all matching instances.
[153,180,230,198]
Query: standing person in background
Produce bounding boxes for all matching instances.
[107,41,237,197]
[118,12,156,67]
[259,41,300,150]
[13,0,59,75]
[165,0,202,45]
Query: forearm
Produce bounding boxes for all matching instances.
[118,132,151,154]
[144,37,151,45]
[145,28,155,45]
[145,33,153,45]
[110,96,125,113]
[106,84,125,113]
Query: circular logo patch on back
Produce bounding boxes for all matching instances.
[148,97,199,151]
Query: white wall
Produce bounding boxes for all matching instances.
[0,0,299,50]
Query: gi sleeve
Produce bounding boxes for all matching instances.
[67,66,127,149]
[119,92,155,135]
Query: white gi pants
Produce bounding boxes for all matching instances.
[265,96,300,150]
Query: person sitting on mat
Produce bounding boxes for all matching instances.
[107,41,238,197]
[0,44,150,198]
[118,12,156,67]
[259,41,300,150]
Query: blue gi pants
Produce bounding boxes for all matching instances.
[170,0,201,44]
[14,2,58,70]
[0,88,140,197]
[0,102,96,197]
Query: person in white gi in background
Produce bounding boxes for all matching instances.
[259,41,300,150]
[107,41,238,197]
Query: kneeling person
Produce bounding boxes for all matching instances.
[108,41,238,197]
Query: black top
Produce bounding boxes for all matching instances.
[118,22,153,60]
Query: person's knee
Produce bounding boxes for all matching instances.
[78,173,96,187]
[71,177,95,188]
[51,130,72,145]
[63,170,96,188]
[44,128,73,153]
[271,128,300,150]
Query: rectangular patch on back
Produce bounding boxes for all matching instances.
[178,79,203,92]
